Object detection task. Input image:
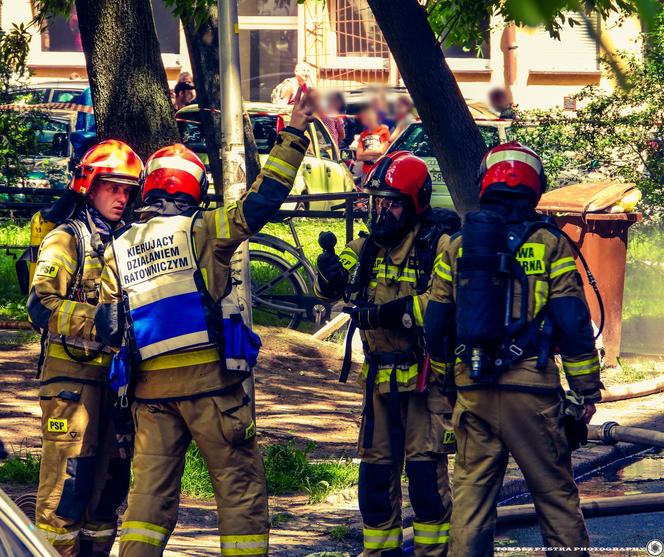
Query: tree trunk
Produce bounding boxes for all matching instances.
[182,8,261,190]
[75,0,180,160]
[367,0,487,214]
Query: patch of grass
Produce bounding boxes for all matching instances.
[328,526,350,541]
[181,441,359,504]
[0,223,29,321]
[623,224,664,322]
[0,450,40,485]
[0,330,40,346]
[605,358,663,384]
[264,441,358,503]
[181,443,215,499]
[270,512,293,526]
[262,218,365,267]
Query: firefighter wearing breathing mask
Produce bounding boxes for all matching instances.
[425,142,602,557]
[27,140,144,556]
[315,151,461,557]
[94,88,317,557]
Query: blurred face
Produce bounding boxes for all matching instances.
[490,90,508,111]
[88,179,134,222]
[360,108,379,129]
[395,98,413,118]
[326,93,343,113]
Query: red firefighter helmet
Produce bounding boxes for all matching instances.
[71,140,143,195]
[478,141,547,202]
[363,150,432,214]
[141,143,208,202]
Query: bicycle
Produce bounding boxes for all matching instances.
[249,217,331,331]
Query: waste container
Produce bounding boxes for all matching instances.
[538,182,642,367]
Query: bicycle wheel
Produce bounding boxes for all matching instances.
[250,250,309,329]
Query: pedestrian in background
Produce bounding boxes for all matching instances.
[390,96,416,143]
[174,80,196,111]
[356,105,391,179]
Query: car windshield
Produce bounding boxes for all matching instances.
[390,123,502,157]
[31,118,70,158]
[250,115,279,155]
[4,89,46,104]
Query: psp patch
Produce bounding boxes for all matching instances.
[443,430,456,445]
[36,263,59,278]
[47,418,68,433]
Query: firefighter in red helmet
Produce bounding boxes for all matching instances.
[28,139,143,556]
[316,151,461,557]
[425,142,601,557]
[95,88,318,556]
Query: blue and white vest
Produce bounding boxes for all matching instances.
[113,212,219,360]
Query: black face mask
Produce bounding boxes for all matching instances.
[371,207,409,246]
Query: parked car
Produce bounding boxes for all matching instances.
[0,489,58,555]
[7,81,89,105]
[0,108,76,194]
[387,118,512,209]
[176,103,356,210]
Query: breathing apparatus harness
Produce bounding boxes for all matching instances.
[60,210,108,364]
[454,210,604,384]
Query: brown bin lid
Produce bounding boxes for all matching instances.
[537,182,637,213]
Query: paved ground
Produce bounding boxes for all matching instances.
[3,334,664,556]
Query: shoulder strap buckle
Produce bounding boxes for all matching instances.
[509,344,523,357]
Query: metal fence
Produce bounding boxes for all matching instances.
[0,188,368,247]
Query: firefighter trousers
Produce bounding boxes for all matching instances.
[118,384,269,557]
[358,385,453,557]
[449,389,590,557]
[36,380,130,557]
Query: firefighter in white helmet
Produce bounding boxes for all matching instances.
[28,139,144,556]
[94,87,317,556]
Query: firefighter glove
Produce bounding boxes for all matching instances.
[344,297,412,330]
[316,251,348,294]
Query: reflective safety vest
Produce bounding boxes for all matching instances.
[113,212,218,361]
[113,212,260,371]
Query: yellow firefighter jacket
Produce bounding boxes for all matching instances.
[96,128,309,403]
[316,224,448,394]
[28,218,113,384]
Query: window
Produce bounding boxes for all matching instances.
[390,124,432,158]
[39,0,179,54]
[313,119,337,161]
[239,0,298,17]
[177,120,207,157]
[32,118,70,157]
[151,0,180,54]
[441,18,490,70]
[238,0,299,102]
[443,39,490,60]
[532,12,600,72]
[41,10,82,52]
[239,29,298,102]
[250,115,280,154]
[333,0,388,58]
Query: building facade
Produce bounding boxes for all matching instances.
[2,0,643,110]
